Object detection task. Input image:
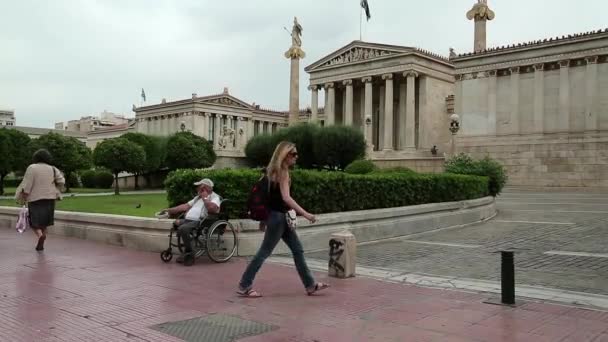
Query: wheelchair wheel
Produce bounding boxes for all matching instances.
[160,249,173,263]
[206,220,238,263]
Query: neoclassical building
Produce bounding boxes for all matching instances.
[305,41,452,171]
[132,88,315,166]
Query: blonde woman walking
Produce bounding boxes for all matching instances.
[238,141,329,298]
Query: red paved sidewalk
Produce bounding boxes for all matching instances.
[1,228,607,342]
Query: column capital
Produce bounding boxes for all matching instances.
[403,71,419,78]
[509,66,520,74]
[533,63,544,71]
[237,116,247,121]
[381,73,393,80]
[307,84,319,91]
[559,60,570,68]
[488,70,498,77]
[361,76,373,83]
[585,56,599,64]
[324,82,335,89]
[342,79,353,86]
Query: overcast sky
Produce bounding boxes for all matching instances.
[1,0,606,128]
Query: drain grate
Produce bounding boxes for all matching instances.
[150,314,278,342]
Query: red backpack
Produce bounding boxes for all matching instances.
[247,175,270,221]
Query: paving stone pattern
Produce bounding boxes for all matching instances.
[307,190,608,295]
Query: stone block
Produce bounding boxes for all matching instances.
[328,231,356,278]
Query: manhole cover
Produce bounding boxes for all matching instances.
[150,314,278,342]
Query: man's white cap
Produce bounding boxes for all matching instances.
[193,178,214,188]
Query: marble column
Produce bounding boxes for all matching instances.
[362,76,373,149]
[325,83,335,125]
[404,71,417,149]
[378,85,385,150]
[509,67,520,134]
[309,85,319,122]
[248,118,254,139]
[343,80,354,125]
[214,114,222,149]
[486,70,497,135]
[398,81,406,150]
[533,64,545,133]
[558,60,570,131]
[585,56,599,131]
[382,73,394,151]
[203,113,210,140]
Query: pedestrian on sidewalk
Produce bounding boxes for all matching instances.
[237,141,329,298]
[15,149,65,251]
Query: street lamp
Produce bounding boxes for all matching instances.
[449,114,460,156]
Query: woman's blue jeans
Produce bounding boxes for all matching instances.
[239,210,315,290]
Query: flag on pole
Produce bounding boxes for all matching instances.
[141,88,146,102]
[361,0,371,21]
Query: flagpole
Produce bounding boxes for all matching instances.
[359,7,362,40]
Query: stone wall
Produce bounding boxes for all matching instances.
[456,131,608,188]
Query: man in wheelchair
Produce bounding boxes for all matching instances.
[164,178,221,266]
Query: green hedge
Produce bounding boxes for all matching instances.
[3,178,22,188]
[344,159,377,174]
[165,168,489,219]
[80,169,114,189]
[445,153,507,197]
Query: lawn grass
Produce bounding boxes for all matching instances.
[0,193,169,218]
[2,187,115,196]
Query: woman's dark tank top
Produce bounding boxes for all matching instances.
[267,181,289,213]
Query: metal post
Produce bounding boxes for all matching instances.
[500,251,515,305]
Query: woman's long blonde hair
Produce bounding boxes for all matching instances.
[266,141,295,183]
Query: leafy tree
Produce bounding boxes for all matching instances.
[30,132,92,192]
[0,129,31,195]
[93,138,146,195]
[164,131,216,170]
[121,132,162,189]
[0,131,11,195]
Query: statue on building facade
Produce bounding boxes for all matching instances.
[284,17,305,59]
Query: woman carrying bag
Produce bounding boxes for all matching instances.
[15,149,65,251]
[237,141,329,298]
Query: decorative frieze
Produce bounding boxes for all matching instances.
[322,47,397,67]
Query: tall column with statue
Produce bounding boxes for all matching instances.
[285,17,305,126]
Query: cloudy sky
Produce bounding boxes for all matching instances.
[1,0,606,128]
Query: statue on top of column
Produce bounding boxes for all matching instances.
[291,17,303,47]
[284,17,306,59]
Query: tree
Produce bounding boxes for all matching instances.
[121,132,162,190]
[0,131,11,196]
[164,131,216,170]
[0,129,31,195]
[313,125,366,170]
[31,132,92,192]
[93,138,146,195]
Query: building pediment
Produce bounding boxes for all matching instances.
[305,41,414,72]
[196,94,252,109]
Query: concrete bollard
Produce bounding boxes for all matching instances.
[328,231,356,278]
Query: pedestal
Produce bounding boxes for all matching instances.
[328,231,356,278]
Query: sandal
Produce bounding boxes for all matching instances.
[306,282,330,296]
[237,288,262,298]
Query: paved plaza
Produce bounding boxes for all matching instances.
[305,189,608,301]
[1,190,608,342]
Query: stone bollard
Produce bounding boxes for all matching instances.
[328,231,356,278]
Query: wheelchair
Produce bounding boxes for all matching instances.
[159,199,238,264]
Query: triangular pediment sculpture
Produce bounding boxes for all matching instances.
[305,41,413,72]
[197,95,252,109]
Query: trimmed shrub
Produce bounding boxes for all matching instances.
[66,172,80,189]
[3,178,22,188]
[80,170,97,188]
[445,153,507,196]
[344,159,377,174]
[95,170,114,189]
[373,166,416,174]
[313,125,366,170]
[165,168,488,219]
[244,134,273,167]
[244,124,365,170]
